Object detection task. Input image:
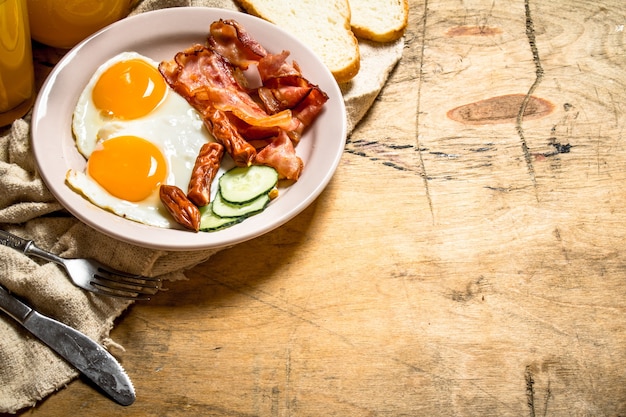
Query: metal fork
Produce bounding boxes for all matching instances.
[0,229,160,300]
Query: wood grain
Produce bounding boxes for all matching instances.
[8,0,626,416]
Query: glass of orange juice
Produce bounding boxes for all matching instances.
[27,0,136,49]
[0,0,35,127]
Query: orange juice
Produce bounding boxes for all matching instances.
[27,0,134,48]
[0,0,35,126]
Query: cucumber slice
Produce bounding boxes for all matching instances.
[199,204,243,232]
[212,191,270,218]
[219,165,278,204]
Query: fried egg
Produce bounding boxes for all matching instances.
[67,52,219,228]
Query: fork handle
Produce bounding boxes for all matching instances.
[0,229,32,252]
[0,230,63,264]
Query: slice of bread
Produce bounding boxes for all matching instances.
[235,0,360,83]
[348,0,409,42]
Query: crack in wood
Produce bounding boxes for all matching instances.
[344,140,423,173]
[525,365,536,417]
[525,364,554,417]
[517,0,544,201]
[416,0,435,222]
[542,379,552,417]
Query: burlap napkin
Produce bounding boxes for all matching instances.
[0,0,403,413]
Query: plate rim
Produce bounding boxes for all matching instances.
[30,6,346,251]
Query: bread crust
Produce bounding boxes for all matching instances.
[235,0,361,83]
[349,0,409,42]
[332,46,360,83]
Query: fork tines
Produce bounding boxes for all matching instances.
[92,269,161,300]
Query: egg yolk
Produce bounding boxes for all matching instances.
[92,58,167,120]
[88,136,167,202]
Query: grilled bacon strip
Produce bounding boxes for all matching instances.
[208,18,329,139]
[159,46,258,166]
[254,130,303,181]
[159,19,328,180]
[256,52,329,143]
[207,19,266,69]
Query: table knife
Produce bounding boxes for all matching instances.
[0,284,135,406]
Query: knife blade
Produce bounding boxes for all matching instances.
[0,284,135,406]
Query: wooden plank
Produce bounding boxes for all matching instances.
[12,1,626,416]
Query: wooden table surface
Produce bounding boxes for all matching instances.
[11,0,626,416]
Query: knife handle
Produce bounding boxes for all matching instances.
[0,229,32,253]
[0,284,32,324]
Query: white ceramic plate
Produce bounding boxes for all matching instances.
[31,7,346,251]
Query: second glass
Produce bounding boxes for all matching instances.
[27,0,135,49]
[0,0,35,127]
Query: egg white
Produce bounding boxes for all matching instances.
[66,169,178,228]
[67,51,225,229]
